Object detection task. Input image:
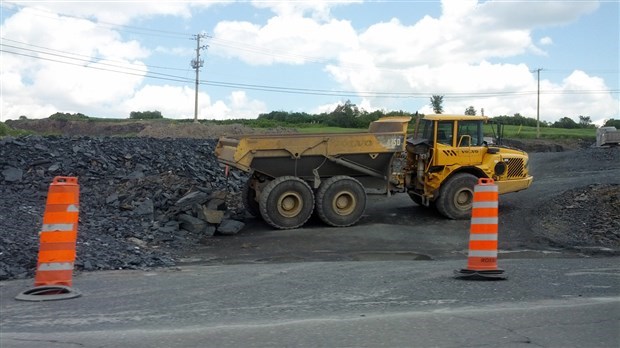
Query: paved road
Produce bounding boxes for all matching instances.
[2,258,619,347]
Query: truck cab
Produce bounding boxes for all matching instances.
[406,114,533,219]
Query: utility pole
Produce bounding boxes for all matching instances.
[191,33,209,123]
[533,68,543,138]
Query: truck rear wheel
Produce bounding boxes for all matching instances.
[316,176,366,227]
[435,173,478,220]
[259,176,314,229]
[242,179,260,217]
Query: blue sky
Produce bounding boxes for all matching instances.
[1,0,618,125]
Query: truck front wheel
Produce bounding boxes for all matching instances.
[259,176,314,229]
[435,173,478,220]
[316,176,366,227]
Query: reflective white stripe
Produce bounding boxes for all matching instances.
[468,250,497,257]
[42,223,74,232]
[471,218,498,225]
[470,234,498,241]
[67,204,79,212]
[475,185,498,192]
[473,201,498,208]
[38,262,74,271]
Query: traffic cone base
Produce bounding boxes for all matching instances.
[16,285,81,302]
[454,268,505,280]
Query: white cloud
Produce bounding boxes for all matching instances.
[539,36,553,45]
[313,100,345,114]
[121,85,266,120]
[221,91,267,119]
[251,0,361,21]
[1,0,616,124]
[477,0,599,29]
[122,85,198,119]
[6,1,203,25]
[1,7,148,120]
[211,15,357,65]
[121,85,265,120]
[322,0,616,122]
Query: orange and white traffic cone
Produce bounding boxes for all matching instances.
[455,178,506,280]
[16,176,82,301]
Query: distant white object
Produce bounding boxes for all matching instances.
[483,136,495,145]
[596,127,620,146]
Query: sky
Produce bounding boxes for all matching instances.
[1,0,619,125]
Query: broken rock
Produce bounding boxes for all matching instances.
[217,219,245,235]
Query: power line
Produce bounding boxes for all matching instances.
[0,49,194,84]
[1,45,618,99]
[0,43,189,81]
[1,38,189,72]
[5,4,619,81]
[1,3,190,39]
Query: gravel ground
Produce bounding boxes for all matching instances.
[537,184,620,249]
[1,132,618,281]
[0,135,247,281]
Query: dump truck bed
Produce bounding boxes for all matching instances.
[215,117,411,186]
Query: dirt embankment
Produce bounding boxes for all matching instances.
[5,119,296,139]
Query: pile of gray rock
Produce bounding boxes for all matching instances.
[0,135,247,281]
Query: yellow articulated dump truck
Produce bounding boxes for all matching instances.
[215,114,533,229]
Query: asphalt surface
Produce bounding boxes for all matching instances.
[1,258,619,347]
[1,147,619,347]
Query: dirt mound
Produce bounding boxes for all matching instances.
[6,119,297,139]
[137,122,296,139]
[536,184,620,250]
[502,138,591,152]
[0,135,248,281]
[6,119,148,137]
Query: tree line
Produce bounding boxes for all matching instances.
[15,103,620,130]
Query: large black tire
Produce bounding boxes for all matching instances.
[316,176,366,227]
[242,179,260,217]
[259,176,314,229]
[435,173,478,220]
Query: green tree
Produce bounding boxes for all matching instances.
[49,112,89,121]
[603,119,620,128]
[129,110,164,120]
[325,100,360,128]
[553,117,579,129]
[430,95,444,114]
[492,113,542,127]
[464,106,476,116]
[578,115,593,128]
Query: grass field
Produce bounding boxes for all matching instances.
[2,117,597,141]
[294,123,596,141]
[484,124,595,140]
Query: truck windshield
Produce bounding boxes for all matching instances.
[420,120,433,140]
[457,120,483,146]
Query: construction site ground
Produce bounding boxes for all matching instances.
[185,144,620,265]
[1,119,619,276]
[1,119,619,347]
